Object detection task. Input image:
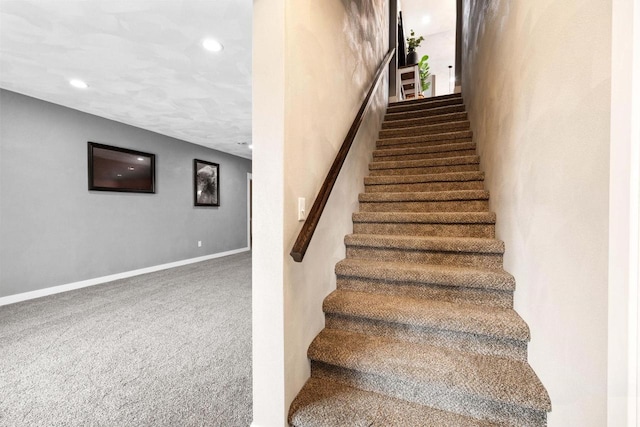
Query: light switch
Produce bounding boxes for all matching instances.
[298,198,306,221]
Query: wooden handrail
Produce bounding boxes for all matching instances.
[290,48,396,262]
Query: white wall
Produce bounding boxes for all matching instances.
[401,0,457,96]
[252,0,389,425]
[252,0,286,425]
[461,1,610,426]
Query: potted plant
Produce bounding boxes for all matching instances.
[406,29,424,65]
[419,55,431,94]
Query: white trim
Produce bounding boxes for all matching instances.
[247,172,253,249]
[608,0,640,424]
[0,247,250,307]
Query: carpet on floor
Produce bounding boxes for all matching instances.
[0,251,252,427]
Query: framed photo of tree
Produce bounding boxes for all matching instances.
[194,159,219,206]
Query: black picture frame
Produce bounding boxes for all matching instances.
[88,142,155,193]
[194,159,220,206]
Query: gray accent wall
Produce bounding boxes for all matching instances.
[0,89,252,298]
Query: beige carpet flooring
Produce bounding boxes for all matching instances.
[289,94,551,426]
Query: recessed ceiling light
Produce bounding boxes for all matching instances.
[248,144,253,150]
[202,38,223,52]
[69,79,88,89]
[137,157,144,161]
[422,15,431,25]
[128,167,135,171]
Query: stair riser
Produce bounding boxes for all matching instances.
[389,93,461,108]
[377,137,473,151]
[368,164,480,176]
[382,112,468,130]
[387,97,463,114]
[374,142,476,158]
[337,277,513,308]
[325,315,527,361]
[373,149,477,162]
[352,222,496,238]
[346,246,503,269]
[359,200,489,213]
[385,104,466,122]
[311,363,546,427]
[379,122,470,139]
[365,181,483,194]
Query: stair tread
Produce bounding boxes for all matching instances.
[352,211,497,224]
[359,189,489,203]
[379,120,471,139]
[369,155,479,171]
[387,98,464,114]
[309,329,551,412]
[365,171,484,185]
[382,112,468,130]
[345,233,504,254]
[373,142,476,158]
[385,104,466,122]
[389,93,462,108]
[289,377,498,427]
[335,258,515,291]
[377,130,473,147]
[324,289,529,341]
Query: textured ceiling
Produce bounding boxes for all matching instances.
[402,0,456,36]
[0,0,253,159]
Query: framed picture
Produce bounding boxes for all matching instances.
[194,159,219,206]
[88,142,155,193]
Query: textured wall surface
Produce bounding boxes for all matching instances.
[252,0,390,425]
[282,0,390,415]
[461,1,611,426]
[0,0,252,158]
[0,90,252,298]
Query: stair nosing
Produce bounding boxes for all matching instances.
[358,189,490,203]
[324,289,529,342]
[352,211,497,224]
[309,328,551,412]
[365,171,485,185]
[373,142,476,158]
[335,258,515,291]
[344,233,505,254]
[369,155,479,171]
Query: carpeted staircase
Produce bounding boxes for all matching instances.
[288,93,551,426]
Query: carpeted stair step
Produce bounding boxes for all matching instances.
[385,104,466,122]
[387,96,463,114]
[376,130,473,150]
[382,111,468,130]
[352,211,496,238]
[368,155,480,176]
[359,190,489,213]
[389,93,462,108]
[372,141,477,162]
[379,120,470,139]
[289,377,499,427]
[365,171,484,193]
[336,258,514,308]
[308,329,551,426]
[345,234,504,268]
[323,290,529,360]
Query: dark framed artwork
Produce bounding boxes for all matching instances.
[88,142,155,193]
[194,159,220,206]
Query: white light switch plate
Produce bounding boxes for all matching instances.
[298,198,306,221]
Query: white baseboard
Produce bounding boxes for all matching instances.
[0,247,251,307]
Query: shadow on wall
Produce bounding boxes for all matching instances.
[341,0,387,87]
